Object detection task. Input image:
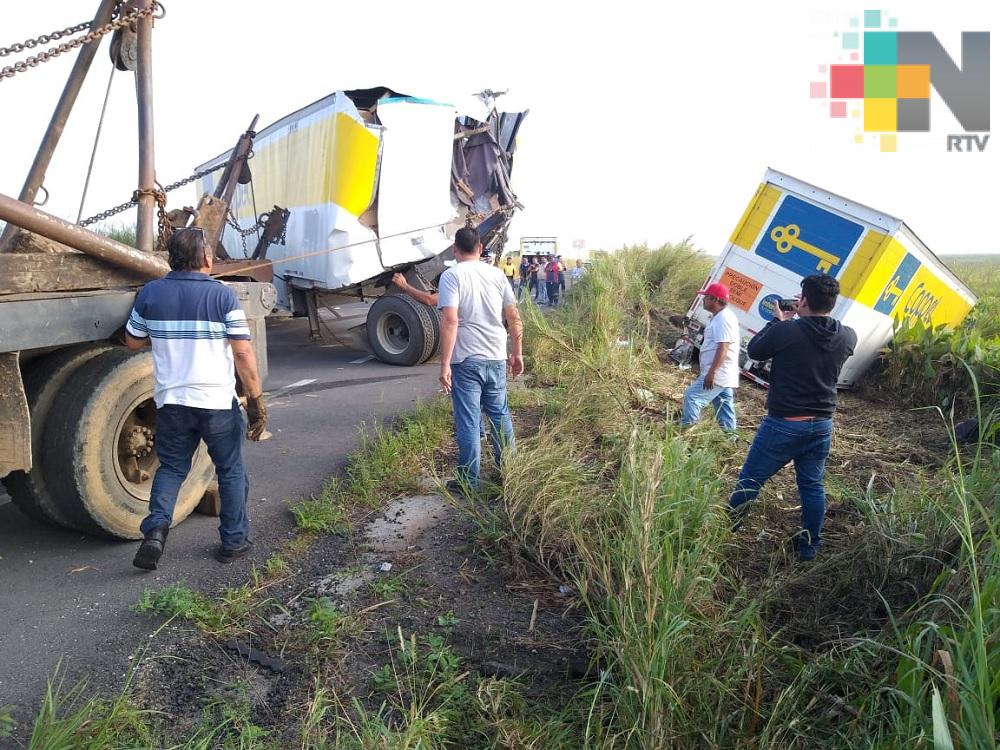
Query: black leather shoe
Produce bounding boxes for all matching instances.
[215,539,253,563]
[133,524,169,570]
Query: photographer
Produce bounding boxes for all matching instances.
[728,274,856,561]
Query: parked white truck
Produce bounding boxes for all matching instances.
[676,168,977,386]
[197,88,528,366]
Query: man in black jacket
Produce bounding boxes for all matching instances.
[728,274,857,561]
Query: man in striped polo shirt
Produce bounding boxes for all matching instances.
[125,227,267,570]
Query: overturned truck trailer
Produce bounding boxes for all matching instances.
[197,88,527,366]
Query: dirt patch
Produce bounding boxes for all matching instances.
[367,494,450,553]
[343,500,585,706]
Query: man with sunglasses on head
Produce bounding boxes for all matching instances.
[125,227,268,570]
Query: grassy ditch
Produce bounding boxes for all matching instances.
[486,244,1000,748]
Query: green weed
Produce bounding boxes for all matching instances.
[25,667,157,750]
[369,573,410,600]
[305,597,359,650]
[289,478,351,534]
[288,400,451,534]
[135,583,270,637]
[184,686,276,750]
[263,553,289,578]
[0,705,16,741]
[435,611,458,629]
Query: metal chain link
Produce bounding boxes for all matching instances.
[0,20,91,57]
[226,208,267,255]
[79,163,221,227]
[132,187,170,251]
[0,3,164,82]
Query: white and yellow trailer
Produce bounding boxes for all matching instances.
[196,89,527,366]
[683,168,977,387]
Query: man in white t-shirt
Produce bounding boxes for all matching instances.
[438,227,524,493]
[680,282,740,431]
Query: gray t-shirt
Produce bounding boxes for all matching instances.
[437,260,514,364]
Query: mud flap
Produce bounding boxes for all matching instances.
[0,352,31,477]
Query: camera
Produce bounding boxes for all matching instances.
[777,298,798,312]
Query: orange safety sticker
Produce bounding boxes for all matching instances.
[718,267,764,312]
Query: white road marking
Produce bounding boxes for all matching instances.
[350,355,375,365]
[279,378,317,391]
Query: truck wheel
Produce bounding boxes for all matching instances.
[366,294,435,366]
[46,348,214,539]
[3,344,110,526]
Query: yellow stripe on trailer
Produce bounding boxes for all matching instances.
[234,111,379,219]
[838,232,913,308]
[729,184,781,250]
[328,113,381,215]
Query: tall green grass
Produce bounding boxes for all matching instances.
[492,243,1000,748]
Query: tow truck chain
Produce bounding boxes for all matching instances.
[0,20,92,57]
[131,187,170,252]
[79,163,220,227]
[226,208,267,255]
[0,2,164,83]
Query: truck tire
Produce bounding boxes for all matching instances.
[366,294,435,366]
[45,348,214,539]
[3,344,110,527]
[425,304,441,362]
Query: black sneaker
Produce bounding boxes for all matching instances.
[727,505,747,533]
[133,524,169,571]
[797,545,819,563]
[215,539,253,563]
[795,532,819,562]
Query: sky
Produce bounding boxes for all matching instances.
[0,0,996,259]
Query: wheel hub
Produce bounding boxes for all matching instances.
[377,312,411,355]
[115,399,158,488]
[124,426,154,458]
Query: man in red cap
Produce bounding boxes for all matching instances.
[680,281,740,431]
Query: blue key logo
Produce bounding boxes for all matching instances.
[754,196,864,279]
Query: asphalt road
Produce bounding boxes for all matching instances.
[0,314,441,714]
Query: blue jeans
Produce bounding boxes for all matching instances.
[451,359,515,488]
[680,376,736,431]
[729,416,833,558]
[141,401,250,547]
